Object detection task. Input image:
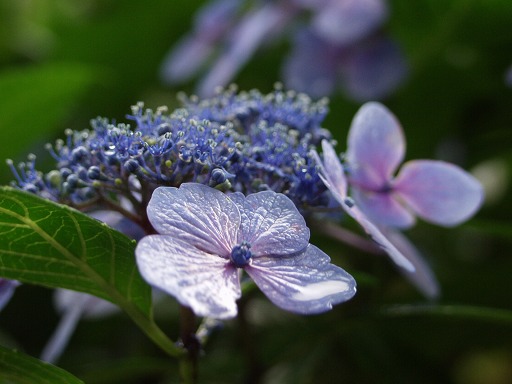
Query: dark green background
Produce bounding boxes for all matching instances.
[1,1,511,383]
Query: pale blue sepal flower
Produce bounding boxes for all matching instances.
[136,183,356,319]
[311,140,415,272]
[346,102,485,228]
[0,279,20,312]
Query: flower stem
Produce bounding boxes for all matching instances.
[179,305,200,383]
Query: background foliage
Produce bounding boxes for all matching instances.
[0,0,511,383]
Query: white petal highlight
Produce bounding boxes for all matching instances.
[246,245,356,315]
[291,280,351,302]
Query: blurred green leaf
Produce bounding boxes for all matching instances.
[0,63,99,163]
[380,304,512,324]
[0,187,149,316]
[0,344,84,384]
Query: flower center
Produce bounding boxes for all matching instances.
[230,241,252,268]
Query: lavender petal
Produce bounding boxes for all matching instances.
[346,102,405,189]
[136,235,241,319]
[229,191,310,256]
[147,183,240,257]
[246,244,356,314]
[394,160,484,226]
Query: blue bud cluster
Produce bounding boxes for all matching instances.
[182,86,332,207]
[181,85,332,141]
[8,87,332,221]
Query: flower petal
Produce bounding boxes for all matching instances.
[312,0,388,45]
[381,228,440,299]
[147,183,240,257]
[136,235,241,319]
[311,140,348,201]
[313,140,414,271]
[394,160,484,226]
[350,187,415,228]
[282,28,339,98]
[343,204,415,271]
[0,279,19,312]
[339,36,408,101]
[245,245,356,314]
[229,191,310,256]
[197,3,291,96]
[346,102,405,189]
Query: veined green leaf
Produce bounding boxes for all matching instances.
[0,187,182,358]
[0,344,84,384]
[0,187,150,315]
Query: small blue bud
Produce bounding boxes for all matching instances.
[124,159,140,173]
[230,241,252,268]
[87,166,101,180]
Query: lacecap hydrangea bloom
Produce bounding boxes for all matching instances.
[7,87,484,300]
[7,87,331,232]
[135,183,356,319]
[160,0,407,100]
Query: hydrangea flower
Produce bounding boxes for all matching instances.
[160,0,407,101]
[345,102,484,229]
[313,103,484,298]
[136,183,356,319]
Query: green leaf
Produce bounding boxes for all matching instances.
[0,187,150,316]
[0,187,182,358]
[0,344,84,384]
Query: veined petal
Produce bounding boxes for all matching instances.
[351,187,415,228]
[245,245,356,314]
[394,160,484,227]
[381,228,440,299]
[346,102,405,189]
[311,140,348,199]
[229,191,309,256]
[147,183,240,256]
[136,235,241,319]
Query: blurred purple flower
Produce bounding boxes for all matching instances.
[161,0,407,101]
[505,64,512,87]
[0,279,19,312]
[136,183,356,319]
[345,102,484,229]
[283,28,408,100]
[41,205,143,364]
